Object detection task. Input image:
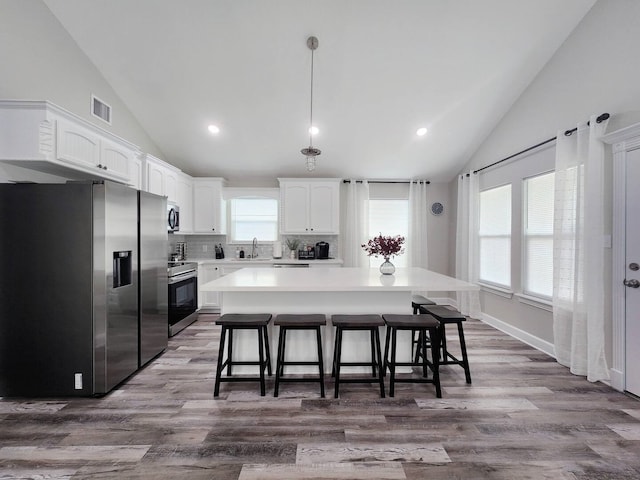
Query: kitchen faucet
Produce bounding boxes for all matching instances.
[251,237,258,259]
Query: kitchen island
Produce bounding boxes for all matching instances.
[200,267,479,373]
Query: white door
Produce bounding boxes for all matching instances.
[625,147,640,396]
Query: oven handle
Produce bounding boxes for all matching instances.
[168,270,197,284]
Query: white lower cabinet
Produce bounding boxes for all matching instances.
[199,262,274,312]
[198,264,221,311]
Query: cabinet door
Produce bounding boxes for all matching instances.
[129,157,143,190]
[281,183,309,233]
[176,176,193,233]
[193,181,225,233]
[199,265,220,309]
[164,169,178,203]
[146,162,164,196]
[56,119,101,170]
[100,138,131,181]
[308,183,339,233]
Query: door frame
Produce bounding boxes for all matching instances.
[602,122,640,391]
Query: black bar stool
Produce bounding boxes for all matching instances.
[331,314,385,398]
[382,313,442,398]
[273,314,326,398]
[419,305,471,384]
[411,294,437,359]
[214,313,273,397]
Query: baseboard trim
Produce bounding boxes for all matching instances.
[610,368,624,391]
[480,312,555,358]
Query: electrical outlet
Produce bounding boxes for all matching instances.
[203,245,208,252]
[74,373,83,390]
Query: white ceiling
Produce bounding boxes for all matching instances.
[43,0,595,184]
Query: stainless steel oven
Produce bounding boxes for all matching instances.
[168,261,198,336]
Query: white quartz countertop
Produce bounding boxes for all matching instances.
[200,267,479,292]
[193,258,343,266]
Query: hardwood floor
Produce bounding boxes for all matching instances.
[1,314,639,479]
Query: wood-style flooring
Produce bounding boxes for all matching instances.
[1,314,640,479]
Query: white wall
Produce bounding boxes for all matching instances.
[455,0,640,364]
[0,0,164,183]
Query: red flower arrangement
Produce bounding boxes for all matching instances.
[361,234,406,259]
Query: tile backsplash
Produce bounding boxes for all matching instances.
[169,234,339,260]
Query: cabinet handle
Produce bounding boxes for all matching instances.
[212,228,215,231]
[97,164,103,169]
[310,228,314,231]
[103,165,108,170]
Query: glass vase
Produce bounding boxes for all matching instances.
[379,257,395,275]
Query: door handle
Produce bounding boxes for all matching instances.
[624,278,640,288]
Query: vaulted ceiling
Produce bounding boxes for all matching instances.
[43,0,595,183]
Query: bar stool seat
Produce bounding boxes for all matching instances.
[419,305,471,384]
[382,314,442,398]
[411,294,436,314]
[214,313,272,397]
[274,314,326,398]
[331,314,385,398]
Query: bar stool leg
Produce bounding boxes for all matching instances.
[331,328,339,378]
[334,327,343,398]
[227,328,234,376]
[258,326,266,396]
[315,326,325,398]
[274,326,285,397]
[370,329,377,377]
[431,326,442,398]
[383,324,392,377]
[389,327,397,397]
[214,326,228,397]
[263,324,272,376]
[441,323,448,362]
[458,322,472,384]
[374,327,385,398]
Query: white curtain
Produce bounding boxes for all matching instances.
[343,180,370,267]
[553,115,609,382]
[408,180,429,268]
[455,173,482,319]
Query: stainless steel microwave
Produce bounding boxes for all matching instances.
[167,203,180,233]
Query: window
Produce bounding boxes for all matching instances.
[523,172,555,299]
[228,197,278,243]
[368,199,409,268]
[479,184,511,288]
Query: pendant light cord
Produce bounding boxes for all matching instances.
[309,46,315,147]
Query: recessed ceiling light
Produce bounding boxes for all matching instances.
[309,126,319,136]
[416,127,428,136]
[207,124,220,134]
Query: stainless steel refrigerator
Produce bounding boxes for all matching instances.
[0,181,167,396]
[138,190,169,367]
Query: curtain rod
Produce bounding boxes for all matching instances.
[470,112,610,176]
[343,180,431,184]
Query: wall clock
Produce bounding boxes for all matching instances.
[430,202,444,216]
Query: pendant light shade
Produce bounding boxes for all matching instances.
[301,36,320,172]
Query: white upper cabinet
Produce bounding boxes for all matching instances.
[142,154,181,203]
[0,100,139,184]
[176,173,193,233]
[193,178,227,234]
[278,178,341,234]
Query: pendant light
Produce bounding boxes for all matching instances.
[301,36,320,172]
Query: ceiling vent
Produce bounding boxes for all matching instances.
[91,94,112,125]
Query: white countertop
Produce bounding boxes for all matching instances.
[193,258,343,266]
[200,267,479,292]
